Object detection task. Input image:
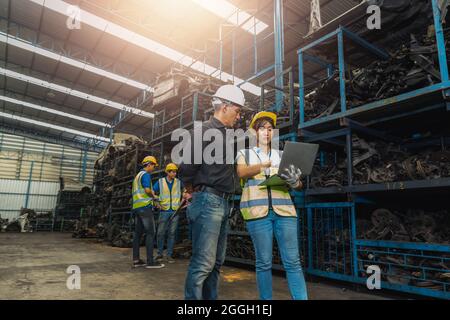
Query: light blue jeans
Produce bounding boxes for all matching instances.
[157,210,179,257]
[246,210,308,300]
[184,191,231,300]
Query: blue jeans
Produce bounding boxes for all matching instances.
[184,191,231,300]
[246,210,308,300]
[157,210,179,257]
[132,207,155,264]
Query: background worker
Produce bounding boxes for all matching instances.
[131,156,165,269]
[153,163,185,264]
[178,84,245,300]
[236,111,308,300]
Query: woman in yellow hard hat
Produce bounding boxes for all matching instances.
[236,111,307,300]
[131,155,165,269]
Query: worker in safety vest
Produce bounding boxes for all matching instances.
[236,111,308,300]
[131,156,165,269]
[153,163,185,264]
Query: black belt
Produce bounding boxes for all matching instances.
[196,185,233,200]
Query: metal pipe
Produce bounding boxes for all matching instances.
[24,161,34,209]
[337,28,347,112]
[346,130,353,186]
[432,0,450,82]
[298,51,305,125]
[274,0,284,111]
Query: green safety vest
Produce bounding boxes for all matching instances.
[132,171,153,209]
[158,177,181,211]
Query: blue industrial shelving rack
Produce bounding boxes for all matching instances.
[296,0,450,299]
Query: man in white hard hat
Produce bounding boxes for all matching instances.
[179,84,245,300]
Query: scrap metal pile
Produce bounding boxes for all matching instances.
[227,208,284,266]
[357,208,450,289]
[226,234,282,267]
[358,208,450,244]
[73,134,153,244]
[303,27,450,121]
[0,208,53,232]
[310,135,450,188]
[73,134,191,250]
[310,207,450,288]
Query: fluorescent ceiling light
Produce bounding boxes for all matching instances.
[191,0,268,35]
[0,111,110,142]
[0,95,111,128]
[0,67,154,118]
[0,33,153,92]
[29,0,261,96]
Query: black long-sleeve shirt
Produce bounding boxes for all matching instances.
[178,117,241,194]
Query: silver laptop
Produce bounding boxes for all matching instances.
[258,141,319,187]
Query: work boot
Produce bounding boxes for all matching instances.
[166,256,175,264]
[133,259,146,268]
[145,262,165,269]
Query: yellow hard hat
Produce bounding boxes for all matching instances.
[142,156,158,167]
[165,163,178,172]
[249,111,277,130]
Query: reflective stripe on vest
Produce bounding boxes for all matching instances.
[239,149,297,221]
[159,177,181,211]
[132,171,153,209]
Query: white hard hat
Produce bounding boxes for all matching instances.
[213,84,245,108]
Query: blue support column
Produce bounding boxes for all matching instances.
[346,131,353,186]
[274,0,284,111]
[307,207,313,271]
[337,28,347,112]
[350,204,358,277]
[24,161,34,209]
[432,0,449,82]
[298,51,305,125]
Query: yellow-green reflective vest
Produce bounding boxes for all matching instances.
[158,177,181,211]
[239,149,297,221]
[132,171,153,209]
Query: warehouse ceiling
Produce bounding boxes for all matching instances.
[0,0,361,151]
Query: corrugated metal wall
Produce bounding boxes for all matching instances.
[0,179,59,220]
[0,132,100,221]
[0,133,98,182]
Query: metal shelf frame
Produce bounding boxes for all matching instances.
[302,202,450,299]
[296,1,450,299]
[297,0,449,132]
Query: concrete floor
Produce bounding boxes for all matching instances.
[0,233,389,300]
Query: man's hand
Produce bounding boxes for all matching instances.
[185,184,194,194]
[279,164,302,189]
[153,199,162,210]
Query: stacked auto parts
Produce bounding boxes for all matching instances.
[310,134,450,188]
[303,27,450,121]
[357,208,450,290]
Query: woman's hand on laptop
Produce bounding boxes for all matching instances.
[280,164,302,188]
[260,161,271,169]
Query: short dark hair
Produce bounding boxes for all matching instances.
[253,117,275,130]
